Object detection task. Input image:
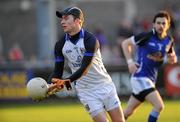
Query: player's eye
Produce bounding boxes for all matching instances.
[157,22,161,25]
[61,15,69,20]
[162,22,166,26]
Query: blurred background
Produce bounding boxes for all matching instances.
[0,0,180,121]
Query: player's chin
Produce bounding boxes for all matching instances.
[156,30,162,35]
[157,28,164,33]
[62,28,69,33]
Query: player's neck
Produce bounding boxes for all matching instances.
[158,32,167,39]
[69,26,81,36]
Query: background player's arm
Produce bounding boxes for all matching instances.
[122,31,153,73]
[121,37,134,63]
[66,35,99,82]
[121,37,137,74]
[166,42,177,64]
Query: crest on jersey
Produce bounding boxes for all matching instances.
[148,42,155,47]
[80,48,85,54]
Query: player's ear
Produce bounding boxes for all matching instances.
[74,18,81,25]
[167,22,171,29]
[152,23,155,29]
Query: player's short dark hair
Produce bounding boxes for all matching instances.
[153,11,171,24]
[56,7,84,23]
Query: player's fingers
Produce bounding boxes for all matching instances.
[51,78,60,83]
[48,83,64,92]
[52,78,65,85]
[47,84,64,97]
[48,84,57,92]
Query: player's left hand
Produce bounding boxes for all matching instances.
[167,53,177,64]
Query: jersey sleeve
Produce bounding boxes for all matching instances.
[66,32,99,82]
[84,32,99,56]
[48,39,65,83]
[133,30,153,46]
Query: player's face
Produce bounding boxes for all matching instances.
[60,15,77,33]
[153,17,170,35]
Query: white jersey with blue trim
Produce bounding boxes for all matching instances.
[62,30,112,89]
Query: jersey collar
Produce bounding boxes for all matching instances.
[65,29,84,44]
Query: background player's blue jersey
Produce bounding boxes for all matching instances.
[132,29,173,82]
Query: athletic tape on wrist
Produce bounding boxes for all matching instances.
[127,59,134,64]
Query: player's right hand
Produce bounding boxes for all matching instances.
[52,78,72,90]
[46,78,72,97]
[128,62,138,74]
[51,78,66,87]
[46,78,65,96]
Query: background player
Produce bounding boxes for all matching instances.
[121,11,177,122]
[48,6,125,122]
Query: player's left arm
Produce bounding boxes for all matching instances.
[166,41,177,64]
[66,34,99,83]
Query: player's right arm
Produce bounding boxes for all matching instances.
[47,39,66,93]
[50,40,65,79]
[121,37,137,74]
[122,30,153,74]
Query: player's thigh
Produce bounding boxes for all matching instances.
[145,90,164,112]
[108,106,125,122]
[77,89,107,118]
[124,95,142,113]
[123,95,142,120]
[78,94,105,117]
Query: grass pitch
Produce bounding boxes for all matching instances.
[126,100,180,122]
[0,100,179,122]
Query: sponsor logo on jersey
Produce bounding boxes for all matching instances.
[76,55,82,63]
[147,51,163,62]
[66,50,72,53]
[72,63,81,67]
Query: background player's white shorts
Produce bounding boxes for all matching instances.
[130,77,155,94]
[76,82,121,118]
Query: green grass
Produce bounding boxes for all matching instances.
[125,100,180,122]
[0,101,91,122]
[0,100,179,122]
